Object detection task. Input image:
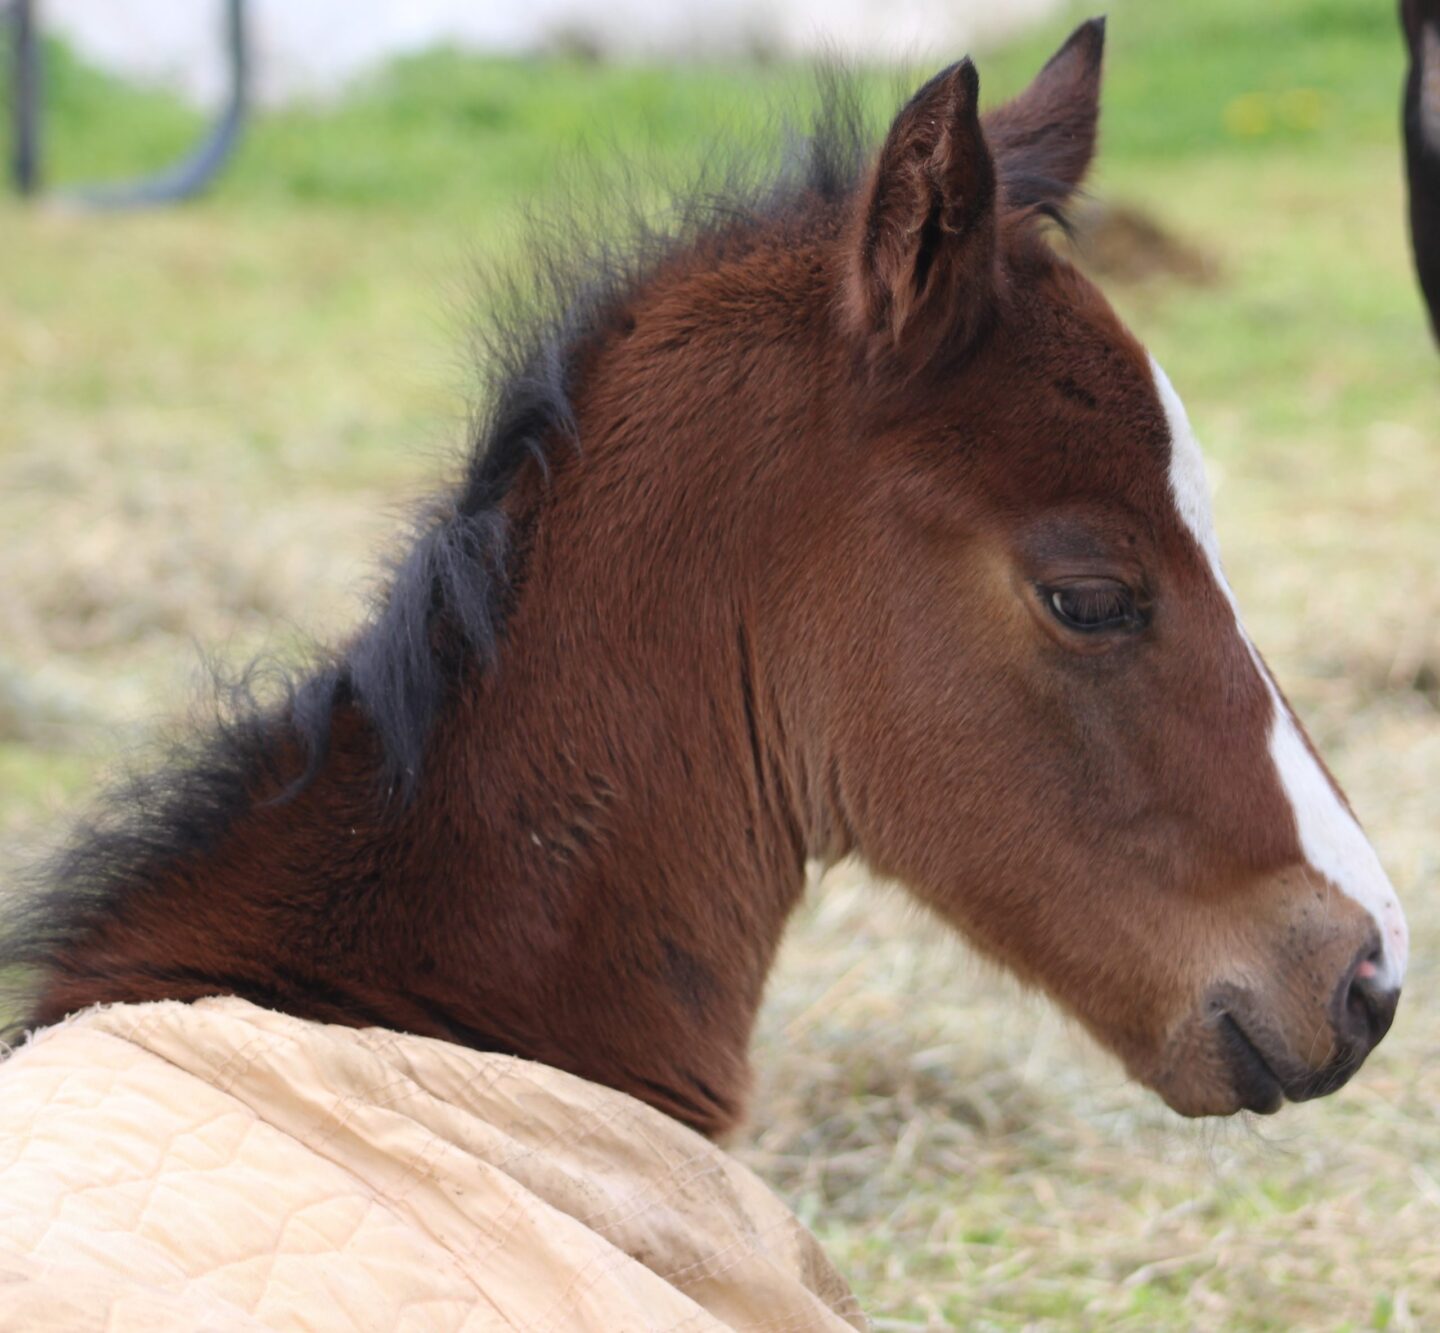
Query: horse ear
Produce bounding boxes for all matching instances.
[843,58,998,367]
[983,17,1106,209]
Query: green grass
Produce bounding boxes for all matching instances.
[21,37,881,212]
[3,3,1439,1328]
[13,0,1414,206]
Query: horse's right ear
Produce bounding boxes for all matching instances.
[842,58,999,370]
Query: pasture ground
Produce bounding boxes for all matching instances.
[2,1,1437,1327]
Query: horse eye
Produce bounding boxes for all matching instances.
[1044,582,1141,634]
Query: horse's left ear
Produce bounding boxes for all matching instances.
[983,17,1106,209]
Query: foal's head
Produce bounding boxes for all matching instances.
[792,20,1407,1115]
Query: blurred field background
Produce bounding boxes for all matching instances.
[2,0,1438,1327]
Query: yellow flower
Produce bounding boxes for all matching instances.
[1223,92,1271,138]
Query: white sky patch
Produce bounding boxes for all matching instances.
[1150,357,1409,990]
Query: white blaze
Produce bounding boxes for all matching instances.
[1150,358,1408,990]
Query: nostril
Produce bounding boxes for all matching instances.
[1339,948,1400,1052]
[1346,977,1379,1041]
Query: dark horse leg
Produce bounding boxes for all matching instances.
[1404,0,1440,341]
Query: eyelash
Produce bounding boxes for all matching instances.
[1043,582,1145,634]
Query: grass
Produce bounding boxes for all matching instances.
[3,1,1439,1327]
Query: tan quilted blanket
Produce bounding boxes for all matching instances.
[0,997,866,1331]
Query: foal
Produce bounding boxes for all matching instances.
[4,20,1406,1138]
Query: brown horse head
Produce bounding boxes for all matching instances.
[800,19,1408,1114]
[9,19,1407,1136]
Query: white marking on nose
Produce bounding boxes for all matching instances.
[1150,357,1408,990]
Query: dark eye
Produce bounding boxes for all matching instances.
[1042,581,1143,634]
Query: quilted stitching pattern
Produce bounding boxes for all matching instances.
[0,1000,867,1332]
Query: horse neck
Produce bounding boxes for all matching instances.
[412,596,825,1134]
[398,361,849,1131]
